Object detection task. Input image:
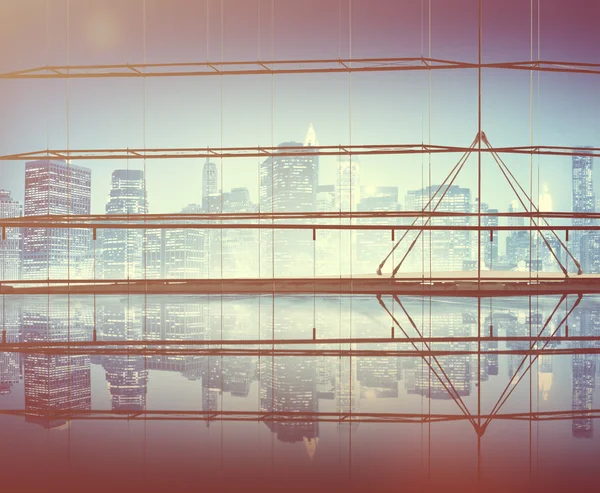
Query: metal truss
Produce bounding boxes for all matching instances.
[5,210,600,222]
[2,143,600,162]
[2,57,600,80]
[1,409,599,425]
[4,221,600,232]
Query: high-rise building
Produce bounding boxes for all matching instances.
[163,204,206,278]
[315,185,337,276]
[222,187,258,276]
[356,186,400,274]
[260,128,319,277]
[23,160,92,279]
[101,170,148,279]
[404,185,471,272]
[0,190,23,280]
[572,151,595,261]
[202,159,218,212]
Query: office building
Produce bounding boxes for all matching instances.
[0,189,22,280]
[23,160,91,279]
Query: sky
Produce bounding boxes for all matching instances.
[1,0,599,214]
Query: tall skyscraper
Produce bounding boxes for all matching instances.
[472,201,499,269]
[356,186,400,274]
[260,127,319,277]
[163,204,206,278]
[222,187,258,276]
[23,160,92,279]
[572,151,595,262]
[101,170,148,279]
[202,159,219,212]
[0,189,23,280]
[404,185,471,272]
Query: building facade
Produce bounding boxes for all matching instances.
[23,160,92,280]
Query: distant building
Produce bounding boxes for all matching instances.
[202,159,218,212]
[572,150,595,261]
[222,187,258,277]
[356,186,400,274]
[260,126,319,277]
[101,170,148,279]
[581,232,600,274]
[404,185,471,272]
[0,189,22,280]
[23,160,91,279]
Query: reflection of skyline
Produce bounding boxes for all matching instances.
[0,295,599,443]
[21,300,92,429]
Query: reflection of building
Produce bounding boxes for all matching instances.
[260,126,318,277]
[98,302,148,410]
[0,190,22,280]
[412,313,473,398]
[0,303,21,394]
[260,356,319,443]
[101,170,148,279]
[572,308,600,438]
[23,160,92,279]
[22,302,91,429]
[405,185,471,272]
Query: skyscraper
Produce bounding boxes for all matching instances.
[222,187,258,276]
[572,151,595,262]
[404,185,471,272]
[202,159,218,212]
[101,170,148,279]
[0,189,23,280]
[23,160,92,279]
[260,127,319,277]
[356,186,400,274]
[164,204,206,278]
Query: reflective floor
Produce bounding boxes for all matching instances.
[1,294,599,492]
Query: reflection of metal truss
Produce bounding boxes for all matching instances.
[377,294,581,436]
[2,143,599,161]
[2,409,599,425]
[2,57,600,79]
[3,346,599,357]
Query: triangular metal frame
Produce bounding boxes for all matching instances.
[376,131,581,277]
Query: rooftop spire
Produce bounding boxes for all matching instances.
[304,123,318,147]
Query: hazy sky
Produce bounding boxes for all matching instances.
[1,0,599,214]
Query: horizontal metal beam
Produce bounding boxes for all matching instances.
[3,408,600,425]
[2,57,600,79]
[2,143,599,161]
[4,222,600,232]
[2,335,597,350]
[7,211,600,223]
